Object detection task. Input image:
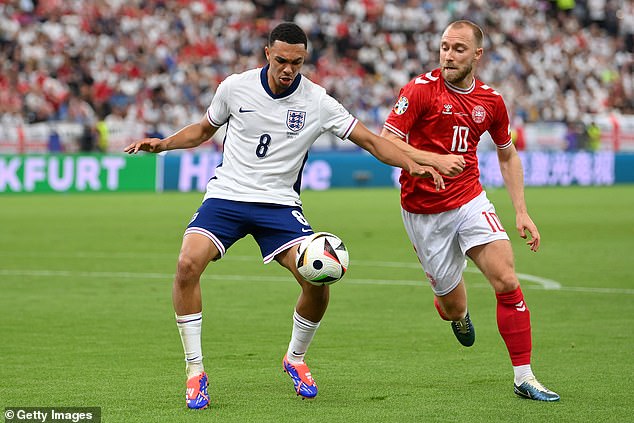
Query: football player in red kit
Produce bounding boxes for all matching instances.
[381,20,559,401]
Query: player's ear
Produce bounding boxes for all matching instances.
[264,45,270,62]
[474,47,483,62]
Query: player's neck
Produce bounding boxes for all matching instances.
[445,75,475,91]
[267,71,293,95]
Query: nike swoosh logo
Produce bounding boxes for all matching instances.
[301,228,312,233]
[239,107,256,113]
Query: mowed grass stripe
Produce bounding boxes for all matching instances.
[2,268,634,295]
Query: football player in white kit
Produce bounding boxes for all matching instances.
[125,22,464,409]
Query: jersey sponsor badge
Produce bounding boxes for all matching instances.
[471,105,486,123]
[393,96,409,115]
[287,110,306,132]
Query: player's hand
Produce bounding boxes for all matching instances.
[410,165,445,191]
[433,154,465,176]
[516,212,540,252]
[123,138,164,154]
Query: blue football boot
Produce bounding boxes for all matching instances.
[282,355,318,399]
[186,372,210,409]
[451,311,476,347]
[514,377,560,401]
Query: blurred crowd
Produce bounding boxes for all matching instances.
[1,0,633,145]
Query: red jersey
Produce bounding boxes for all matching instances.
[384,68,512,214]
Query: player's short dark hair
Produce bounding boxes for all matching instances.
[448,20,484,48]
[268,22,308,48]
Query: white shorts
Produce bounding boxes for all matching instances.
[401,191,510,296]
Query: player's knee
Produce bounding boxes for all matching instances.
[176,254,204,282]
[491,275,520,293]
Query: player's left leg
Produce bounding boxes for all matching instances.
[250,203,323,398]
[275,246,327,399]
[468,240,559,401]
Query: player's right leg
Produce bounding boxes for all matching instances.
[174,232,220,410]
[175,198,248,408]
[434,280,475,347]
[401,207,474,346]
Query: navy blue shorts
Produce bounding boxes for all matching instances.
[184,198,314,263]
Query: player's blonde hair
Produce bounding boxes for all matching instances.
[447,20,484,48]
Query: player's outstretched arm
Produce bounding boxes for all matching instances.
[124,116,218,154]
[497,145,541,252]
[379,128,465,176]
[348,122,445,190]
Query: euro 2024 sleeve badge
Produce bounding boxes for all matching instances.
[393,96,409,115]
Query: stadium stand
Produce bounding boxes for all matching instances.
[0,0,632,152]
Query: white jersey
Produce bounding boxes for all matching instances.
[204,66,358,206]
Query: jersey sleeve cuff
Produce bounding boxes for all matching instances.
[383,123,406,139]
[342,118,358,139]
[496,138,514,149]
[206,109,223,127]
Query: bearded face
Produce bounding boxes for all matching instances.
[439,25,482,88]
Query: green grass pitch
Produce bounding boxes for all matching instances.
[1,186,633,422]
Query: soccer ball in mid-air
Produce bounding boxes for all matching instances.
[296,232,349,286]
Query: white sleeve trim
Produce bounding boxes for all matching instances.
[341,118,359,139]
[383,123,406,139]
[496,139,513,149]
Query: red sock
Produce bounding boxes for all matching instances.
[433,296,450,321]
[496,287,532,366]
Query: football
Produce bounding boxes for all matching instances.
[296,232,349,285]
